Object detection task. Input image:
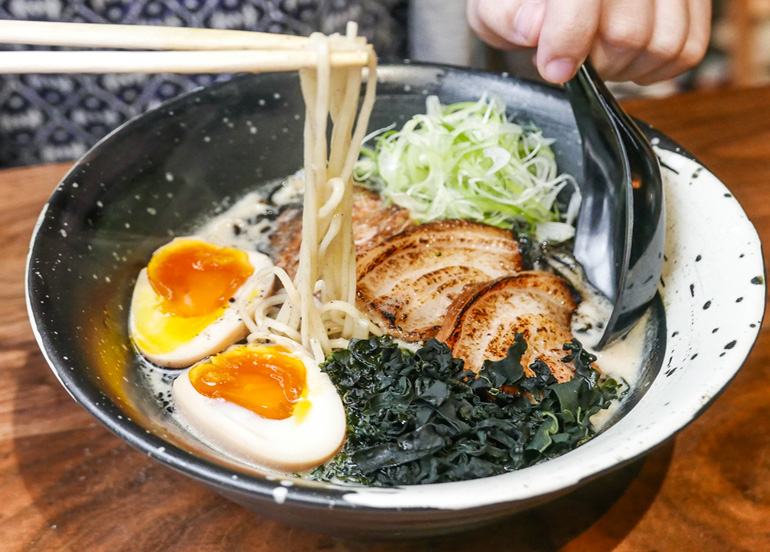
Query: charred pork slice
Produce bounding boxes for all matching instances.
[435,272,578,382]
[351,187,414,253]
[356,219,525,341]
[270,187,413,279]
[270,206,303,278]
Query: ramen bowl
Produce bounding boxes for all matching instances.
[26,64,765,538]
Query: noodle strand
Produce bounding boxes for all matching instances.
[245,27,378,361]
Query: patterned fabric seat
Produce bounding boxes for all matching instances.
[0,0,407,167]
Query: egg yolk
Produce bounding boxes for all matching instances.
[147,239,254,318]
[189,345,307,420]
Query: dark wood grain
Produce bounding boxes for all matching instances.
[2,85,770,551]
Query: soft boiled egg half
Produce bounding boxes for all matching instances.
[172,342,347,472]
[129,237,274,368]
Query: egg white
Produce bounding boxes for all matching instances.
[172,343,347,473]
[129,237,275,368]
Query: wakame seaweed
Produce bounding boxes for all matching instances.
[311,334,622,486]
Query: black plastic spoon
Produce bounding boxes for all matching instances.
[564,62,665,349]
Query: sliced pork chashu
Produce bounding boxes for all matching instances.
[350,187,414,253]
[435,271,578,382]
[356,219,525,341]
[270,207,303,278]
[270,187,413,279]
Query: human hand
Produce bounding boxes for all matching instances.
[466,0,711,85]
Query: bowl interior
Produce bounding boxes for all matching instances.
[27,64,762,535]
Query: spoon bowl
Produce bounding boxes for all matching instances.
[565,62,665,349]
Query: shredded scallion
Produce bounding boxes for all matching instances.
[354,95,580,233]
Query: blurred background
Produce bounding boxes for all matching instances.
[0,0,766,168]
[412,0,770,95]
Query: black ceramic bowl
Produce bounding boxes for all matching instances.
[27,64,765,538]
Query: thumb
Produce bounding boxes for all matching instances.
[467,0,546,50]
[535,0,601,83]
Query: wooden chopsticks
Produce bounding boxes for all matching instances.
[0,20,370,73]
[0,50,371,74]
[0,20,310,50]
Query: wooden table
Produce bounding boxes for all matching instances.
[2,85,769,551]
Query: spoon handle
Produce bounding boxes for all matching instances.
[565,61,665,348]
[564,62,631,304]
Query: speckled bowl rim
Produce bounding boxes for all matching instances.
[26,64,766,515]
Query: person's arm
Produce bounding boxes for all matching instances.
[466,0,712,84]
